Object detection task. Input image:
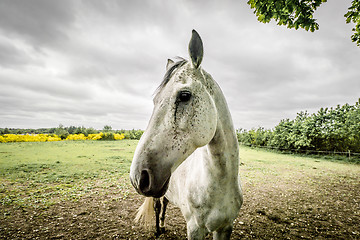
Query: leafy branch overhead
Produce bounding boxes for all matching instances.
[247,0,360,47]
[345,0,360,46]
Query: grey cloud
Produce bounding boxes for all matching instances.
[0,41,32,68]
[0,0,358,130]
[0,0,74,48]
[0,73,92,101]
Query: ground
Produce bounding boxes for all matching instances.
[1,169,359,239]
[0,142,359,239]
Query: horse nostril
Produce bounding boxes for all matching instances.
[139,170,151,193]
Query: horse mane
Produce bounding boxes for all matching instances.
[155,57,187,94]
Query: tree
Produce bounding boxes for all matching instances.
[345,0,360,46]
[67,126,77,134]
[2,128,10,134]
[86,127,98,135]
[55,124,69,139]
[103,125,112,132]
[74,126,87,135]
[247,0,360,47]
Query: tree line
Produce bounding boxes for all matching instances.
[2,99,359,156]
[237,99,360,154]
[0,125,144,140]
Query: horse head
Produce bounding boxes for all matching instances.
[130,30,218,197]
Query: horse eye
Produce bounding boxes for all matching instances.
[178,90,192,102]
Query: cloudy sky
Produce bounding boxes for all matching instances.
[0,0,359,130]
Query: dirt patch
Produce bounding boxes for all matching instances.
[1,174,359,239]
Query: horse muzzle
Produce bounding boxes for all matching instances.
[130,167,171,198]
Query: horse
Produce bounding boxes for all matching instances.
[130,29,243,240]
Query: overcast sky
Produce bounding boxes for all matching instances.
[0,0,359,130]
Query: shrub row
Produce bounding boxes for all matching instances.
[1,126,145,141]
[0,132,125,143]
[237,99,360,153]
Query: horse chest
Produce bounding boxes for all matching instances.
[184,174,241,227]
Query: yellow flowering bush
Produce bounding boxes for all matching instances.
[66,134,87,141]
[0,134,62,143]
[87,133,103,140]
[114,133,125,140]
[0,133,125,143]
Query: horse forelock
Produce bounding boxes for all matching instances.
[154,58,187,95]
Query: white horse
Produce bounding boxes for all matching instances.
[130,30,243,240]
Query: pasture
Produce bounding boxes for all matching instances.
[0,140,359,239]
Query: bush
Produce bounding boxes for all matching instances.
[0,134,62,143]
[237,99,360,154]
[0,133,125,143]
[100,132,114,141]
[123,129,144,140]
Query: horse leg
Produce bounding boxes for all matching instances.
[159,197,169,233]
[213,224,233,240]
[187,218,207,240]
[153,198,161,237]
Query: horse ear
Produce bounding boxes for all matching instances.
[166,59,174,71]
[188,29,203,69]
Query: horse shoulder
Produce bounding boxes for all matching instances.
[165,149,201,207]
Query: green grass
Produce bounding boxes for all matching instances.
[0,140,137,182]
[239,146,360,188]
[1,141,359,210]
[0,140,138,208]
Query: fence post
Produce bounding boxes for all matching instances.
[348,150,351,160]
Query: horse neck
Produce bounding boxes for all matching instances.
[201,71,239,178]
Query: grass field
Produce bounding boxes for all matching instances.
[1,140,359,239]
[0,141,137,209]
